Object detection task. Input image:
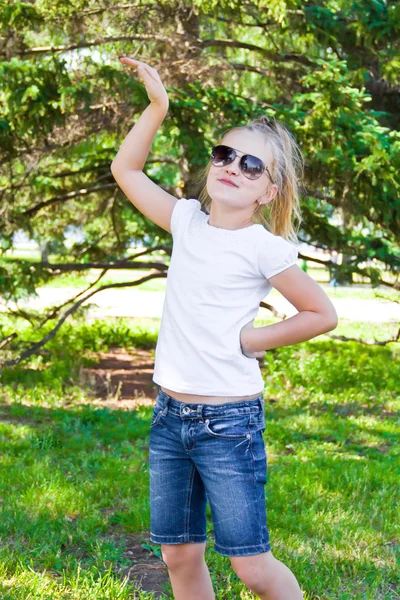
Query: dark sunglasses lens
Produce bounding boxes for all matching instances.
[211,145,235,165]
[241,154,264,179]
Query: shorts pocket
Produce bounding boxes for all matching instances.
[204,414,250,440]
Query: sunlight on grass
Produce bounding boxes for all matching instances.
[0,314,398,598]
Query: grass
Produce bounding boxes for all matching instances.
[0,313,399,599]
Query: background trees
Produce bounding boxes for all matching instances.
[1,0,399,364]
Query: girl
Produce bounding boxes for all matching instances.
[112,57,338,600]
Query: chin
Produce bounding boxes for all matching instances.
[209,182,237,198]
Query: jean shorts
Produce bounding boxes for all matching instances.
[149,387,270,557]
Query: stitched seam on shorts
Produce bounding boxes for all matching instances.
[214,541,271,551]
[249,433,264,548]
[185,463,196,537]
[150,532,206,539]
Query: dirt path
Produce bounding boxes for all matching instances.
[79,348,159,406]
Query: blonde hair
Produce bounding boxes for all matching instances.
[194,116,304,243]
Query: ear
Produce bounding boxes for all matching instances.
[257,183,279,206]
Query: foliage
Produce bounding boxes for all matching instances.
[0,0,399,358]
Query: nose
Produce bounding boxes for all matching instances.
[224,155,240,176]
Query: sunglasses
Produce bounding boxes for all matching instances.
[210,144,275,183]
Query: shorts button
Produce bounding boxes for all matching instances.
[182,406,190,414]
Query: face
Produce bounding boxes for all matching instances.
[206,129,279,213]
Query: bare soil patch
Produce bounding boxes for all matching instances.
[112,532,170,598]
[79,347,159,410]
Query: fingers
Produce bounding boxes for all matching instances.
[119,57,158,78]
[119,56,144,66]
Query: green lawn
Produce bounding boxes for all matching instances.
[0,314,399,599]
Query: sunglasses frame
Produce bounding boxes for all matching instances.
[210,144,275,184]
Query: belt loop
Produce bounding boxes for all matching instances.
[158,387,169,415]
[162,393,170,416]
[197,404,204,419]
[258,396,264,412]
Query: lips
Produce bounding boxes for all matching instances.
[218,178,238,187]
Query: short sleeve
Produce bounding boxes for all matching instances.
[170,197,201,239]
[257,231,299,280]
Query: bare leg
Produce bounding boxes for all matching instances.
[257,555,303,600]
[231,551,303,600]
[166,559,215,600]
[162,543,215,600]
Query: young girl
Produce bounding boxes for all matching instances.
[112,57,338,600]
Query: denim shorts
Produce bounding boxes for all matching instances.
[149,387,270,557]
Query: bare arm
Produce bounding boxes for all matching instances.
[111,58,177,233]
[111,101,168,172]
[240,265,339,355]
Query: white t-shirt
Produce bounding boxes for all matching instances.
[152,198,299,396]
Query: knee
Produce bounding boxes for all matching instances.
[231,550,276,597]
[161,542,206,571]
[233,569,265,597]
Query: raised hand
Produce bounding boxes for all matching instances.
[119,57,169,111]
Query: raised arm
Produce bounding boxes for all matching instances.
[111,58,177,233]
